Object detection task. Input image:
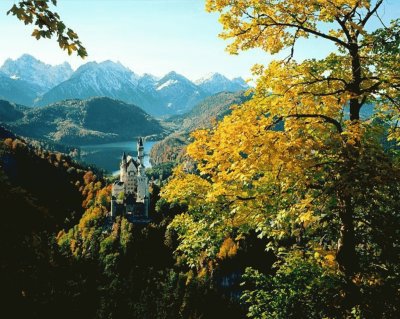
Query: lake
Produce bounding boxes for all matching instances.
[80,140,159,175]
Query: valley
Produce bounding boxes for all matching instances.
[1,0,400,316]
[0,54,251,174]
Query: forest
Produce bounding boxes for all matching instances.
[1,0,400,318]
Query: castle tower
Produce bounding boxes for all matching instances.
[137,168,146,203]
[137,137,144,166]
[120,152,127,183]
[137,137,146,178]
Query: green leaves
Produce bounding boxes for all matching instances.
[241,257,345,319]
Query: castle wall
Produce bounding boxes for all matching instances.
[112,182,125,203]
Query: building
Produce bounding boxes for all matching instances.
[110,137,150,220]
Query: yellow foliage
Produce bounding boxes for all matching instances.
[3,138,13,148]
[161,0,400,273]
[217,237,238,260]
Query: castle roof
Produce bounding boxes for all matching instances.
[127,155,140,167]
[121,155,140,172]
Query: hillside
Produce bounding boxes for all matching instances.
[0,128,89,230]
[0,71,42,106]
[150,91,250,165]
[0,100,28,122]
[0,129,110,317]
[169,90,251,132]
[1,97,165,145]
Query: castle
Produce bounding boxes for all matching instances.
[111,137,150,220]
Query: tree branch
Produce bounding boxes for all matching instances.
[266,114,343,134]
[252,12,350,49]
[357,0,384,37]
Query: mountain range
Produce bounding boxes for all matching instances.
[0,55,249,116]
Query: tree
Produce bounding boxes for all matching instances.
[7,0,87,57]
[162,0,400,315]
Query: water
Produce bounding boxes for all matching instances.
[80,140,159,174]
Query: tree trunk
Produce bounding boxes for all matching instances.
[349,98,360,121]
[337,42,362,278]
[336,196,358,276]
[336,196,360,308]
[349,43,362,121]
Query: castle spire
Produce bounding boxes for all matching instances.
[137,137,144,166]
[120,151,128,183]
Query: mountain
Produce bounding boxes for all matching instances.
[2,97,165,145]
[195,73,249,95]
[137,73,158,91]
[169,90,251,133]
[37,66,204,115]
[35,61,156,112]
[150,91,250,165]
[154,71,207,115]
[0,100,27,122]
[0,54,73,93]
[0,71,42,105]
[0,54,251,116]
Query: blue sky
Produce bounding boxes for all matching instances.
[0,0,399,81]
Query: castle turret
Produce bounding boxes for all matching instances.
[120,152,127,183]
[137,137,144,166]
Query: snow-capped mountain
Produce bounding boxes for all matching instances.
[137,73,158,91]
[154,71,207,114]
[0,54,250,116]
[0,54,73,92]
[195,72,249,95]
[35,61,162,114]
[70,60,139,88]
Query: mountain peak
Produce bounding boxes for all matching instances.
[0,55,73,94]
[74,60,133,75]
[195,72,229,85]
[19,54,38,62]
[163,71,179,79]
[157,71,196,89]
[195,73,248,95]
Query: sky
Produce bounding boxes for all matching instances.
[0,0,399,81]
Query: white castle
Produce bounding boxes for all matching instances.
[111,137,150,220]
